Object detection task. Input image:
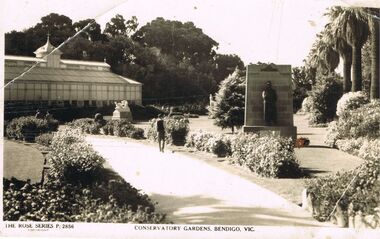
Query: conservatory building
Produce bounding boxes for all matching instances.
[4,37,142,107]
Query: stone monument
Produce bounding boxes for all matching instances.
[243,64,297,139]
[112,100,132,121]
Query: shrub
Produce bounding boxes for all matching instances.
[147,117,189,145]
[67,118,101,134]
[47,128,105,184]
[3,178,166,223]
[335,101,380,140]
[336,91,369,117]
[307,76,343,125]
[305,157,380,221]
[185,130,214,152]
[300,96,313,113]
[185,131,232,157]
[35,132,54,147]
[128,128,145,139]
[230,133,301,178]
[6,116,58,141]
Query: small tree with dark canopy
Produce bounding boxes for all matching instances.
[209,70,245,133]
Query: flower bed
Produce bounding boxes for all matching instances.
[6,116,59,141]
[3,178,166,223]
[186,131,301,178]
[186,131,232,157]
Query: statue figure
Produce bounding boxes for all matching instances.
[112,100,132,121]
[114,100,130,112]
[262,81,277,126]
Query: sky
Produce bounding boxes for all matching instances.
[1,0,379,67]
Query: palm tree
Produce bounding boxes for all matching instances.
[333,7,369,92]
[368,8,379,99]
[306,31,339,76]
[325,8,353,93]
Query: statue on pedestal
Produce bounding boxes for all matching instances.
[112,100,132,121]
[262,81,277,126]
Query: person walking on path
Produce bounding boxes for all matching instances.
[157,114,166,153]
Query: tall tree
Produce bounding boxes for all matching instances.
[104,14,138,37]
[325,7,353,92]
[368,8,380,99]
[334,7,369,91]
[73,19,104,42]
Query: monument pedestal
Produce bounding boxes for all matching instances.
[243,125,297,140]
[112,110,132,121]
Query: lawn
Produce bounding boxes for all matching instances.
[3,140,45,183]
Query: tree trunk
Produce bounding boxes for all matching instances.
[370,11,380,99]
[342,55,352,93]
[351,45,362,92]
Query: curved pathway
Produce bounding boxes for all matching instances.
[87,136,333,227]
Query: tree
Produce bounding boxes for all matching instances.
[368,8,379,99]
[73,19,104,42]
[292,66,312,112]
[209,70,245,133]
[104,14,138,37]
[305,31,339,77]
[325,8,354,92]
[213,54,244,85]
[334,7,369,91]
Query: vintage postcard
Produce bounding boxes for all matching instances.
[1,0,380,238]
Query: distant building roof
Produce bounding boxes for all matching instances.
[61,59,110,67]
[5,66,142,85]
[5,55,46,62]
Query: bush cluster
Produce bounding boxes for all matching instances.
[307,76,343,125]
[69,119,145,140]
[3,178,166,223]
[147,117,190,145]
[6,116,59,141]
[305,158,380,222]
[230,133,301,178]
[336,91,369,117]
[185,131,232,157]
[103,120,144,139]
[186,131,301,178]
[325,100,380,147]
[35,132,54,147]
[47,128,105,184]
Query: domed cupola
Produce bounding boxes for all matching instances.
[34,35,62,68]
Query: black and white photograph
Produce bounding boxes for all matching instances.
[1,0,380,238]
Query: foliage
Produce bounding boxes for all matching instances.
[230,133,301,178]
[331,100,380,144]
[336,91,369,116]
[107,120,145,139]
[35,132,54,147]
[67,118,101,134]
[307,75,343,125]
[6,116,58,141]
[185,131,232,157]
[147,117,189,145]
[292,66,312,112]
[186,131,301,178]
[300,96,313,113]
[209,70,245,133]
[47,128,105,184]
[3,178,166,223]
[305,156,380,221]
